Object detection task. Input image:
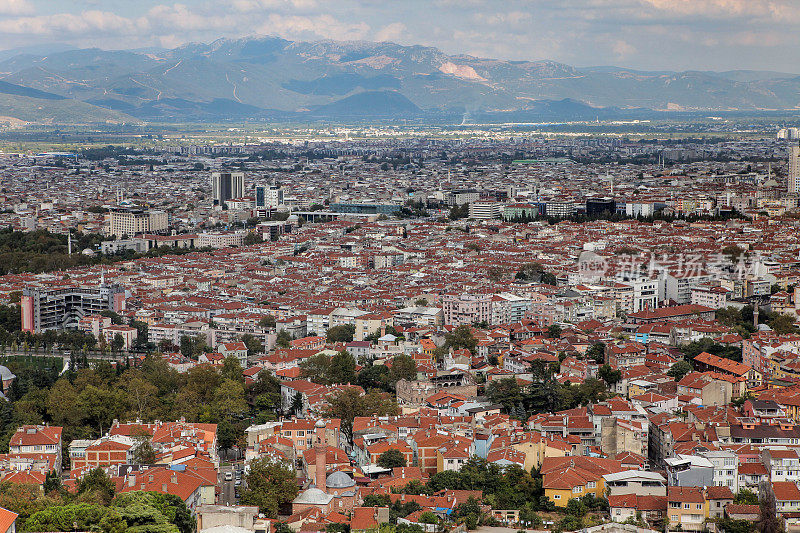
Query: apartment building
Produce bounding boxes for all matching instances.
[442,293,492,326]
[667,486,707,532]
[9,425,63,472]
[106,208,168,237]
[197,231,247,248]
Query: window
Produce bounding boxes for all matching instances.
[554,495,561,500]
[683,503,690,510]
[587,482,596,489]
[696,504,702,510]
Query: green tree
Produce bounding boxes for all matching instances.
[444,325,477,352]
[46,379,81,427]
[77,385,122,434]
[718,517,756,533]
[77,468,116,505]
[598,364,622,387]
[486,378,523,412]
[769,313,799,334]
[323,388,398,442]
[290,391,304,415]
[111,333,125,353]
[377,448,407,469]
[734,489,759,505]
[326,325,355,343]
[121,372,158,420]
[100,310,124,325]
[299,353,332,384]
[244,232,262,245]
[328,350,357,384]
[43,470,63,496]
[667,360,693,381]
[241,333,264,356]
[758,485,781,533]
[388,354,417,385]
[547,324,562,338]
[276,330,292,348]
[179,334,208,360]
[132,436,157,465]
[259,315,276,330]
[221,354,244,383]
[419,512,438,524]
[357,364,389,391]
[211,379,247,422]
[586,342,606,364]
[240,457,298,518]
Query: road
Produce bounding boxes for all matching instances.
[218,463,244,505]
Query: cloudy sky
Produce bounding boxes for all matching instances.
[0,0,796,72]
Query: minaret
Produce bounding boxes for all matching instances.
[314,419,326,491]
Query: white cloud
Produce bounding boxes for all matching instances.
[0,0,33,16]
[256,13,370,41]
[230,0,318,14]
[374,22,406,42]
[0,10,139,37]
[0,0,795,72]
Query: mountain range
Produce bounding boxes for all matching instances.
[0,36,799,123]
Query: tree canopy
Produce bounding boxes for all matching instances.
[240,457,298,518]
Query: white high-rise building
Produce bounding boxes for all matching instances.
[211,172,245,206]
[789,143,800,195]
[255,185,284,208]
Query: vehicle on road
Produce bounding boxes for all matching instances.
[224,472,233,481]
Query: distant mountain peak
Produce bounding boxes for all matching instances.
[0,36,798,122]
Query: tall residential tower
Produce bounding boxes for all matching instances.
[211,172,244,206]
[789,142,800,195]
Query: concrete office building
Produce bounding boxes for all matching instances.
[256,185,284,208]
[21,285,127,333]
[586,197,616,217]
[211,172,245,206]
[444,189,480,206]
[107,209,168,237]
[468,202,503,219]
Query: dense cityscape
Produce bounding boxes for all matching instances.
[0,124,796,533]
[2,1,800,532]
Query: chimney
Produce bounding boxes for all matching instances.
[162,483,168,492]
[314,420,326,492]
[127,475,135,487]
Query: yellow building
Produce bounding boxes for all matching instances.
[542,456,621,507]
[668,487,707,532]
[510,435,573,472]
